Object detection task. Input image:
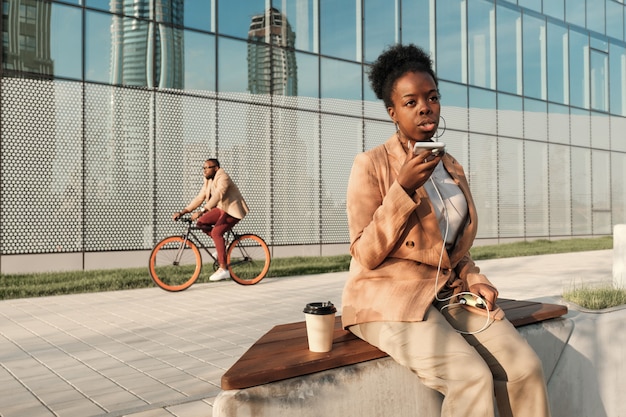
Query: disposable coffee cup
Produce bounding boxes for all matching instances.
[303,301,337,353]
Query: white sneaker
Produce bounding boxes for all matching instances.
[209,268,230,282]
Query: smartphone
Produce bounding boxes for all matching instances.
[413,141,446,156]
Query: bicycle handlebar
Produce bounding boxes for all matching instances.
[174,215,194,224]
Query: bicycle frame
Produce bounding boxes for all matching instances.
[177,218,238,264]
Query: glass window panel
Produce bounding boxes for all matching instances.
[363,0,396,63]
[590,37,608,53]
[571,107,590,146]
[320,0,357,60]
[281,0,318,53]
[522,12,546,100]
[543,0,565,21]
[218,37,250,94]
[590,49,608,112]
[363,65,378,103]
[469,88,496,135]
[548,103,570,144]
[498,93,523,138]
[591,111,610,149]
[469,134,498,238]
[524,98,547,140]
[592,150,611,234]
[565,0,585,27]
[320,57,361,101]
[156,25,185,89]
[439,81,468,132]
[525,140,549,236]
[547,22,568,104]
[184,30,215,92]
[295,51,319,100]
[571,147,592,235]
[401,0,433,54]
[2,1,75,78]
[85,0,115,13]
[50,4,81,80]
[436,0,465,83]
[468,0,495,89]
[586,0,606,35]
[496,4,522,94]
[440,81,468,108]
[85,11,114,84]
[612,116,626,151]
[549,143,572,235]
[606,1,623,41]
[569,28,589,109]
[218,0,266,39]
[609,42,626,116]
[518,0,542,13]
[155,0,184,25]
[498,138,524,237]
[184,0,213,32]
[611,152,626,225]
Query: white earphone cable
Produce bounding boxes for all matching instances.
[428,174,491,335]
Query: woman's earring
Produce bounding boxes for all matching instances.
[434,116,446,139]
[394,122,399,132]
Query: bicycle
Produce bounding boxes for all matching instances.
[148,216,271,291]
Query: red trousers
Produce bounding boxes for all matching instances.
[196,208,240,267]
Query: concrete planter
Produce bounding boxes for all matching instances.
[546,298,626,417]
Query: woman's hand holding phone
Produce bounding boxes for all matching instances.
[396,141,445,195]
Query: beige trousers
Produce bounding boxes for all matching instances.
[350,304,551,417]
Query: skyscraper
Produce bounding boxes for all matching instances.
[110,0,184,89]
[247,7,297,96]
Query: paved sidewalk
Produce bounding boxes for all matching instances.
[0,250,614,417]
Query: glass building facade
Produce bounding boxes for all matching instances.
[1,0,625,273]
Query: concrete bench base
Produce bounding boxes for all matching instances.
[213,318,573,417]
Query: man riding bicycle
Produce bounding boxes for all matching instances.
[173,159,249,281]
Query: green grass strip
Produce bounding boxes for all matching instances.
[0,237,613,301]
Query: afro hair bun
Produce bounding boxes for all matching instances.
[367,44,437,108]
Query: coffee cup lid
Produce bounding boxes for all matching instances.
[303,301,336,315]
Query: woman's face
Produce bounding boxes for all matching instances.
[387,71,440,144]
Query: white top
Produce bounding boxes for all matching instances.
[423,161,469,249]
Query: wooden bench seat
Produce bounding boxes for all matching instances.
[221,298,568,390]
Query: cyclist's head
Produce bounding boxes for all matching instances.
[203,159,220,179]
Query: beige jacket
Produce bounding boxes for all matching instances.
[185,168,249,220]
[341,135,502,329]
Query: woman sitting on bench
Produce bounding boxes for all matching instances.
[342,43,551,417]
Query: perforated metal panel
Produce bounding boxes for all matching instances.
[84,84,153,251]
[217,97,273,240]
[320,114,360,243]
[154,92,216,241]
[272,108,320,245]
[1,78,82,254]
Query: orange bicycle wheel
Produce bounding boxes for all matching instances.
[149,236,202,291]
[227,234,271,285]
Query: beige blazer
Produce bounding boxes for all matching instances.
[341,135,501,329]
[185,168,249,220]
